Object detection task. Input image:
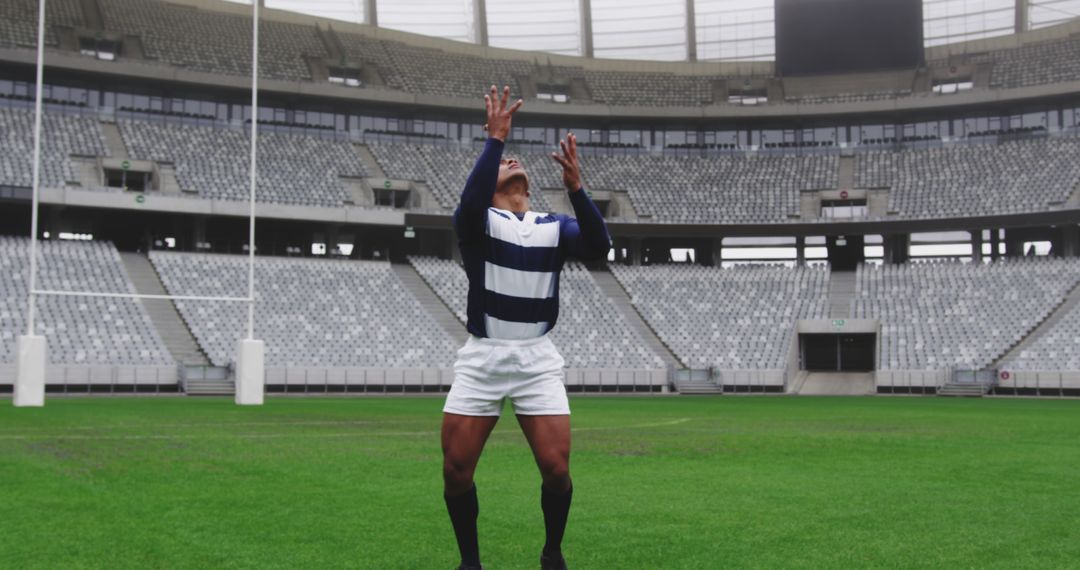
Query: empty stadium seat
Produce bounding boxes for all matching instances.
[408,256,665,369]
[119,119,367,207]
[0,237,173,365]
[150,252,458,368]
[854,258,1080,370]
[609,263,830,369]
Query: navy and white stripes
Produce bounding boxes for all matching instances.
[453,138,611,340]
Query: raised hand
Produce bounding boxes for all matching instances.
[551,132,582,192]
[484,84,523,142]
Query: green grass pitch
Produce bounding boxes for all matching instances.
[1,396,1078,569]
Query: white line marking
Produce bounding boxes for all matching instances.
[573,417,692,432]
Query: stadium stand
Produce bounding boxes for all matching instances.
[408,256,665,369]
[368,143,557,213]
[1005,300,1080,371]
[337,32,534,99]
[149,252,458,367]
[0,0,80,48]
[0,237,173,365]
[579,70,718,107]
[940,35,1080,90]
[370,142,834,222]
[855,135,1080,218]
[99,0,325,81]
[609,263,830,369]
[4,106,1080,223]
[854,258,1080,370]
[583,153,837,223]
[0,106,109,191]
[788,90,915,105]
[119,119,367,206]
[3,0,1079,109]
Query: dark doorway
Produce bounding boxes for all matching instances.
[801,333,876,372]
[803,334,838,370]
[827,235,865,271]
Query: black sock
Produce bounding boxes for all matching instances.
[541,483,573,555]
[445,485,481,567]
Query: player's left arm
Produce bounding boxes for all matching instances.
[552,133,611,261]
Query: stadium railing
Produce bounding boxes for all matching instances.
[994,370,1080,396]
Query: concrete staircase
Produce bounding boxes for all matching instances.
[838,155,855,190]
[589,268,683,368]
[937,383,988,397]
[828,270,857,319]
[675,380,724,395]
[391,262,468,345]
[100,122,129,158]
[798,372,875,395]
[353,143,388,178]
[119,252,211,367]
[183,376,236,396]
[80,0,105,30]
[993,281,1080,368]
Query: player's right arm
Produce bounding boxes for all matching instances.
[454,85,523,240]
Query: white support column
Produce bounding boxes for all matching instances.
[580,0,594,58]
[14,335,46,407]
[365,0,378,26]
[1015,0,1029,32]
[686,0,697,62]
[235,339,265,406]
[473,0,489,46]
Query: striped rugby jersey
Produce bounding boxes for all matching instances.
[453,138,611,340]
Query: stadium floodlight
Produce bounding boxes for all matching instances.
[14,0,265,407]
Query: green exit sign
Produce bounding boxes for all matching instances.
[832,319,846,328]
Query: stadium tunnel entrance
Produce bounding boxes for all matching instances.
[826,235,865,271]
[800,333,876,372]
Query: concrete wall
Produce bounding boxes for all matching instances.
[0,364,178,385]
[875,369,947,389]
[39,187,405,226]
[797,319,879,335]
[714,369,786,388]
[997,370,1080,391]
[263,366,668,389]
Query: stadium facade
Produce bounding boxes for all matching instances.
[1,0,1079,398]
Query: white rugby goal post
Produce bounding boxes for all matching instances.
[15,0,265,406]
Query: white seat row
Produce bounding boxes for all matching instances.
[150,252,459,368]
[408,256,665,369]
[609,263,830,369]
[0,237,173,365]
[854,258,1080,370]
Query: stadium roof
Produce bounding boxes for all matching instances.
[224,0,1080,61]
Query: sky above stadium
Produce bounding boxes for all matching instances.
[223,0,1080,61]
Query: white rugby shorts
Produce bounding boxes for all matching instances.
[443,334,570,416]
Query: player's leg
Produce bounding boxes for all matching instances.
[517,414,572,570]
[442,413,500,569]
[443,412,500,494]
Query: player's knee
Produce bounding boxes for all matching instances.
[443,457,476,491]
[538,455,571,487]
